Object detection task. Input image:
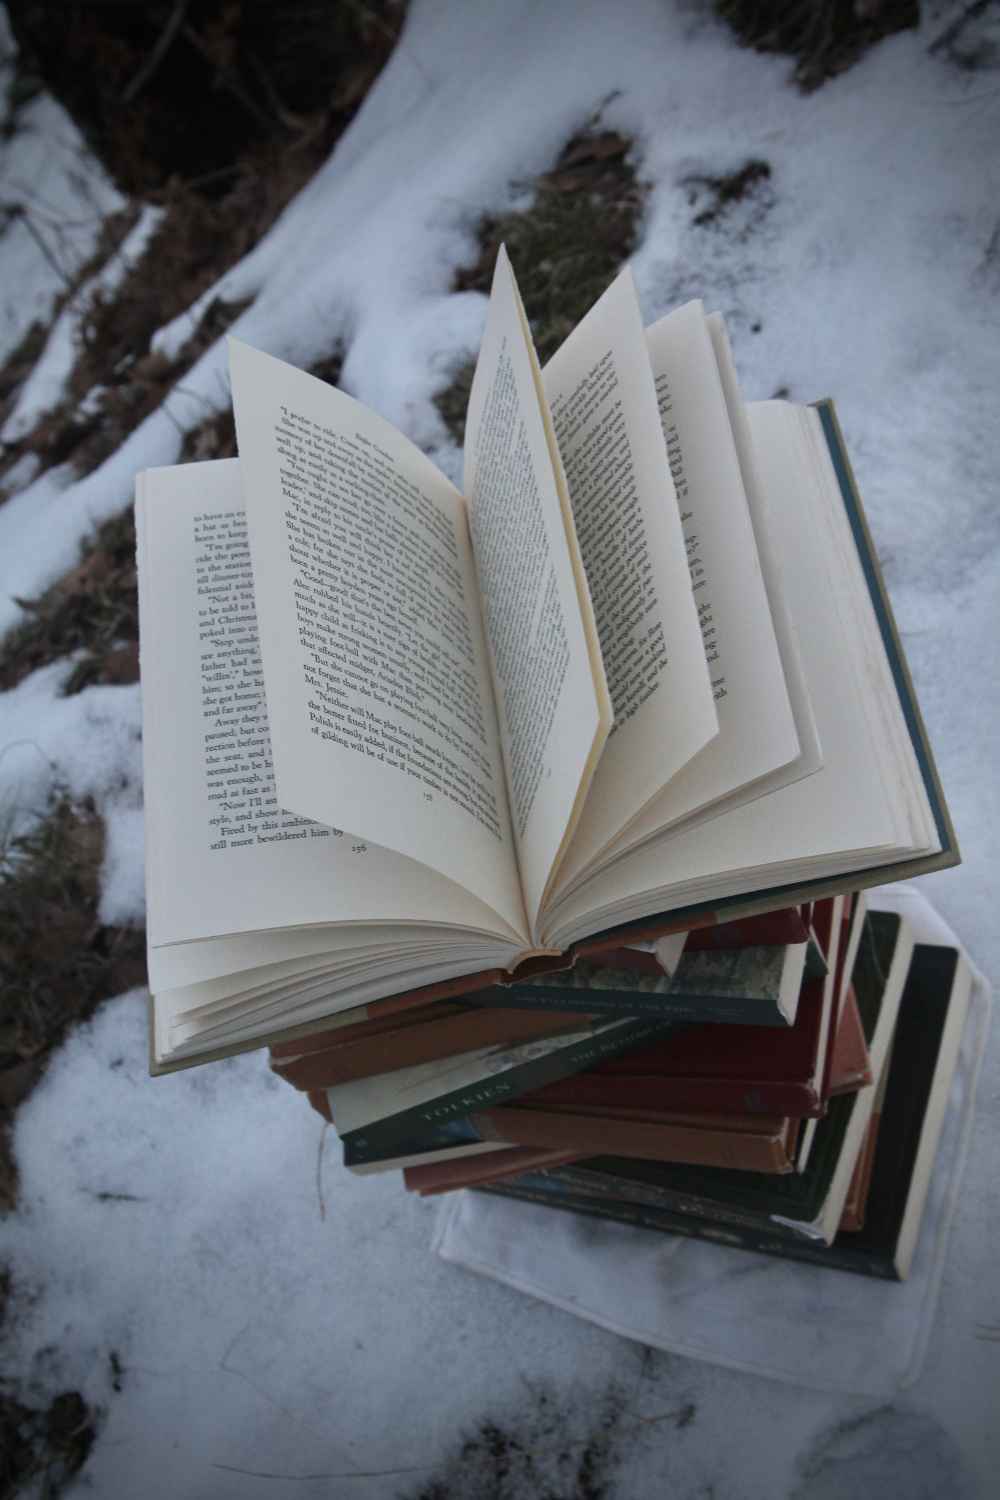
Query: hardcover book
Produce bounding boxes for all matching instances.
[500,908,912,1245]
[514,937,868,1121]
[322,1012,688,1161]
[137,246,955,1071]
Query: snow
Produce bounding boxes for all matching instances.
[0,1,998,1495]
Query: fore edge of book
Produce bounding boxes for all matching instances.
[147,965,508,1075]
[811,397,958,865]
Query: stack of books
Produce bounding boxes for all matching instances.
[136,250,962,1286]
[271,889,973,1282]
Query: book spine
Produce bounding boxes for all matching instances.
[516,1071,825,1119]
[477,1179,900,1280]
[470,1107,796,1173]
[486,987,794,1026]
[537,1161,810,1236]
[338,1015,687,1160]
[272,1006,593,1089]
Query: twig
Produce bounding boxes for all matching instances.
[122,0,188,104]
[929,0,993,56]
[1,203,71,288]
[209,1403,696,1482]
[316,1120,328,1221]
[219,1326,362,1470]
[179,23,281,133]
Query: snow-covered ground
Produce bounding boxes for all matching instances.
[1,2,998,1495]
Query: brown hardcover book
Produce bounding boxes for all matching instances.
[837,1028,891,1230]
[838,1114,877,1232]
[308,1088,333,1123]
[469,1104,801,1173]
[269,1003,593,1089]
[828,983,874,1096]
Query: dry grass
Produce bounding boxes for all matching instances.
[682,159,773,228]
[435,129,647,445]
[0,509,139,698]
[7,2,409,197]
[0,1388,97,1500]
[0,800,146,1211]
[0,9,404,502]
[0,801,146,1073]
[715,0,920,91]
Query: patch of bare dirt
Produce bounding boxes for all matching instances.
[435,127,647,446]
[714,0,920,90]
[0,1388,98,1500]
[0,6,404,500]
[0,509,139,698]
[0,801,146,1210]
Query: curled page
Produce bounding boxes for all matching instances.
[464,248,610,933]
[228,340,527,939]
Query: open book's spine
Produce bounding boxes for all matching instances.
[335,1015,689,1161]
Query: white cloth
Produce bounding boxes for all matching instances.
[432,886,991,1396]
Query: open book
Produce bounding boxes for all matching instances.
[137,248,956,1070]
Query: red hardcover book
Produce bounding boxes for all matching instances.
[516,898,851,1119]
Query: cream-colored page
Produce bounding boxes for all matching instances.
[138,459,528,954]
[559,299,802,887]
[706,311,822,785]
[463,248,610,933]
[541,402,908,948]
[147,920,492,992]
[540,272,719,895]
[227,340,527,938]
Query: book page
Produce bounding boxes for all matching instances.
[706,312,822,787]
[228,341,527,937]
[138,460,529,953]
[559,300,803,887]
[540,272,719,896]
[542,402,916,949]
[463,247,611,933]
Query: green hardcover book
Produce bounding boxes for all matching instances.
[514,910,911,1244]
[327,1013,690,1162]
[491,940,809,1025]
